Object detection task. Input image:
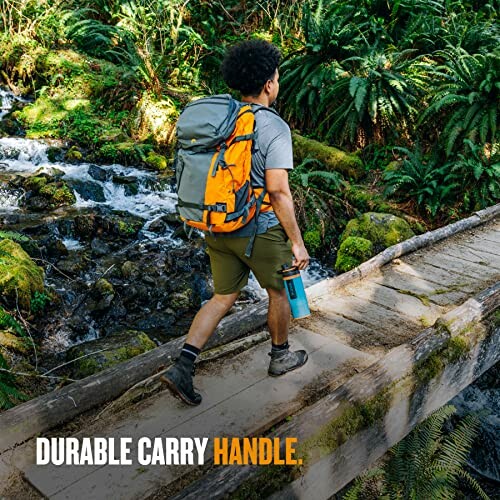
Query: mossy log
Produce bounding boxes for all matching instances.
[292,132,364,180]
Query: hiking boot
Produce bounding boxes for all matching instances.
[161,358,202,406]
[268,349,308,377]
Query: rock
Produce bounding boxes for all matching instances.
[0,117,24,136]
[25,195,50,211]
[144,151,168,172]
[23,174,76,210]
[112,174,139,196]
[340,212,415,253]
[45,237,70,259]
[46,146,64,163]
[335,236,374,273]
[121,261,140,279]
[64,146,83,163]
[0,239,45,311]
[89,278,115,311]
[33,166,65,179]
[67,178,105,202]
[90,238,110,256]
[147,218,167,233]
[450,363,500,482]
[88,165,110,182]
[74,214,96,239]
[56,252,88,276]
[66,330,156,378]
[292,132,365,180]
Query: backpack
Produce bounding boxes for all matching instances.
[174,94,275,256]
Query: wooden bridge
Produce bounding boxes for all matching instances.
[0,205,499,499]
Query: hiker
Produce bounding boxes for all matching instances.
[163,40,310,406]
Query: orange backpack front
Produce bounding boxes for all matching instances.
[175,95,274,254]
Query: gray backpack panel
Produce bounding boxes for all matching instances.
[176,94,242,152]
[176,150,214,222]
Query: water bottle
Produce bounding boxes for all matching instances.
[279,264,310,319]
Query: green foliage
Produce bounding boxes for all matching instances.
[0,352,27,410]
[383,146,459,217]
[452,139,500,211]
[419,48,499,156]
[344,405,489,500]
[0,231,30,243]
[30,291,51,314]
[289,158,346,255]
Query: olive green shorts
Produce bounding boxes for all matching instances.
[205,224,293,294]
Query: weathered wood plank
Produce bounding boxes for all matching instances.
[342,280,444,320]
[369,268,469,307]
[419,251,500,280]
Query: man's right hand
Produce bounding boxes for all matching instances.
[292,242,310,270]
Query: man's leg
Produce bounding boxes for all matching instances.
[186,292,239,348]
[266,287,308,377]
[162,292,238,406]
[267,287,290,345]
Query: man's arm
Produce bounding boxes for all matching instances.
[265,169,310,270]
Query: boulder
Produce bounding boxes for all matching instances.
[335,236,374,273]
[88,164,110,182]
[340,212,415,253]
[292,132,364,180]
[66,178,105,202]
[0,239,45,311]
[66,330,156,378]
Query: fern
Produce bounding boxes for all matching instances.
[344,405,489,500]
[0,352,26,410]
[0,231,30,243]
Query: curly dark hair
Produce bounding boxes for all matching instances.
[220,40,281,97]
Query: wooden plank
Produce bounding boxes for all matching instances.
[388,259,478,293]
[312,295,422,343]
[419,251,500,281]
[458,237,499,257]
[444,244,500,270]
[23,329,371,500]
[297,311,388,353]
[343,280,444,320]
[369,268,469,307]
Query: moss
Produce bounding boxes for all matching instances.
[117,220,141,237]
[292,132,364,180]
[0,239,45,311]
[340,212,415,251]
[397,289,431,307]
[300,389,391,462]
[145,151,168,171]
[24,175,47,192]
[335,236,374,272]
[232,389,392,497]
[414,334,471,385]
[38,181,76,207]
[69,331,156,378]
[303,229,322,255]
[95,278,114,297]
[64,146,83,163]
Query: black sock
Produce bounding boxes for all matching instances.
[179,343,201,365]
[271,340,289,352]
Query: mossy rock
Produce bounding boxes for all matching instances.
[24,175,48,192]
[64,146,83,163]
[144,151,168,172]
[303,229,322,255]
[340,212,415,252]
[0,239,45,311]
[335,237,374,273]
[0,331,28,354]
[39,182,76,207]
[292,133,364,180]
[66,330,156,378]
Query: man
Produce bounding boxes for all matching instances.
[163,39,310,406]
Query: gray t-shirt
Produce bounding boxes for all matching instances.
[218,103,294,238]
